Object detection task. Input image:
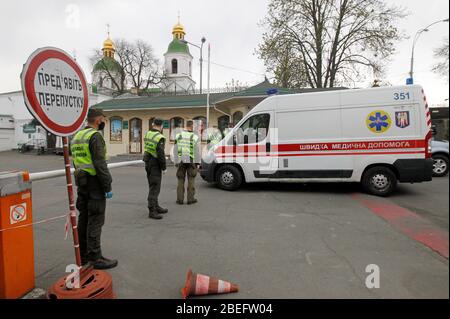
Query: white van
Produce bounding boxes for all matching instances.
[200,85,433,196]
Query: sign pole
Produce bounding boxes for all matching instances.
[62,136,81,267]
[22,47,116,298]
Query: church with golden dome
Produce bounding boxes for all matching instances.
[161,20,196,93]
[91,30,121,93]
[91,19,297,156]
[91,20,196,95]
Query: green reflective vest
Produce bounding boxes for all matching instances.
[144,130,165,157]
[176,131,199,159]
[70,128,98,176]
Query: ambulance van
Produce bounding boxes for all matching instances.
[200,85,433,196]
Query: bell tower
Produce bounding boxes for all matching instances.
[162,17,196,94]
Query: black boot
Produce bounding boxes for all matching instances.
[149,209,162,220]
[91,256,118,270]
[187,199,198,205]
[156,206,168,214]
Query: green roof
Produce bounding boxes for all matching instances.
[229,80,346,98]
[93,57,122,72]
[92,80,347,111]
[94,92,234,110]
[166,39,190,55]
[232,80,297,97]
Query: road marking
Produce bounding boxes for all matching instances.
[351,193,449,258]
[279,213,295,218]
[305,252,314,265]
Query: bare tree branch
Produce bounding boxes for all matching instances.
[90,39,164,95]
[432,37,449,82]
[257,0,407,88]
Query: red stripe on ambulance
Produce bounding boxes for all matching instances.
[215,139,426,157]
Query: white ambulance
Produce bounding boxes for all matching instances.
[200,85,433,196]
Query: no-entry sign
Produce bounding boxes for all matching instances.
[21,47,89,136]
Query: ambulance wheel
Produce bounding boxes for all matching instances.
[362,166,397,197]
[216,165,242,191]
[432,154,449,177]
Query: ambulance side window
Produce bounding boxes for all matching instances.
[235,113,270,145]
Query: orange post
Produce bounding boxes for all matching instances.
[0,170,34,299]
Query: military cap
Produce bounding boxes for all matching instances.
[87,108,105,120]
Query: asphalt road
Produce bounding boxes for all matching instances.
[0,151,448,298]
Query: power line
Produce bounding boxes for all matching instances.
[206,60,265,77]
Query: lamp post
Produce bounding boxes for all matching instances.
[206,43,211,128]
[408,18,449,85]
[182,37,206,93]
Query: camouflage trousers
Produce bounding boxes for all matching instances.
[176,163,197,203]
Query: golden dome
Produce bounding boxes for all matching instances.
[103,37,115,51]
[172,22,186,39]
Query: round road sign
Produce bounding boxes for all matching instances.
[20,47,89,136]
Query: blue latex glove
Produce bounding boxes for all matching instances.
[105,191,113,199]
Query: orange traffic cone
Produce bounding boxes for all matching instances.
[181,269,239,299]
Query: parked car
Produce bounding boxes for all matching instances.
[431,139,449,177]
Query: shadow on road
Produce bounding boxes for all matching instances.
[204,180,426,198]
[240,182,362,194]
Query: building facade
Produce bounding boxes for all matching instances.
[430,107,449,141]
[0,114,15,151]
[92,81,336,156]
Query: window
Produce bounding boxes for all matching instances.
[218,115,230,136]
[110,117,123,142]
[232,111,243,126]
[170,117,184,140]
[235,113,270,145]
[129,118,142,153]
[193,116,207,141]
[172,59,178,74]
[189,62,192,76]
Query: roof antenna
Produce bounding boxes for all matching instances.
[177,10,181,23]
[106,23,110,38]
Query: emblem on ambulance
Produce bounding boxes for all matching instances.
[395,111,410,128]
[366,110,391,133]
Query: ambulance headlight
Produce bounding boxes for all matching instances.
[202,148,216,164]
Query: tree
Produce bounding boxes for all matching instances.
[91,39,163,95]
[257,0,407,88]
[258,41,309,88]
[90,39,129,94]
[432,37,449,82]
[124,40,163,93]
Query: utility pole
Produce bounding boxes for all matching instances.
[206,43,211,128]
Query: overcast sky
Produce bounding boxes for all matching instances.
[0,0,448,105]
